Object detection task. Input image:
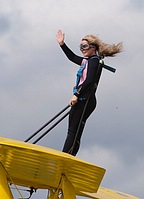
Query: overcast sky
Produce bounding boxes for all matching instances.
[0,0,144,198]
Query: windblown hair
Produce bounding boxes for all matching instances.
[82,34,123,57]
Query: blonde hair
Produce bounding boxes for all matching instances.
[82,34,123,57]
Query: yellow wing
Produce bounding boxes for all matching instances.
[0,137,140,199]
[0,137,105,194]
[80,187,140,199]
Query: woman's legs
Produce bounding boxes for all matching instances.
[62,96,96,155]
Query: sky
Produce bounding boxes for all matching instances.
[0,0,144,198]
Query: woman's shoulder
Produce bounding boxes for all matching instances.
[87,56,99,68]
[89,55,99,60]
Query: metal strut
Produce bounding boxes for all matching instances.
[24,59,116,146]
[69,83,96,155]
[24,105,70,144]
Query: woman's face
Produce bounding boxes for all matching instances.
[80,40,96,57]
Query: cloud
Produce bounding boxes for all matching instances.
[0,15,11,35]
[129,0,144,10]
[0,0,144,198]
[78,145,144,197]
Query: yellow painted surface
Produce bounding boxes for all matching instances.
[48,175,76,199]
[0,163,14,199]
[0,137,140,199]
[80,187,140,199]
[0,137,105,195]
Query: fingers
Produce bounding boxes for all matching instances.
[56,29,65,45]
[56,30,61,38]
[69,95,78,106]
[57,29,62,36]
[56,29,64,38]
[69,101,76,106]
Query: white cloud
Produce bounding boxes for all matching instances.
[78,145,144,197]
[78,145,123,170]
[0,0,144,198]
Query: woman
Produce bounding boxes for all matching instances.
[56,30,122,156]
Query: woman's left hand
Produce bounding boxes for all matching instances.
[56,30,65,46]
[69,95,78,106]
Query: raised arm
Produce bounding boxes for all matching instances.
[56,30,83,65]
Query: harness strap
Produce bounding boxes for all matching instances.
[73,56,116,99]
[73,56,98,99]
[75,59,88,87]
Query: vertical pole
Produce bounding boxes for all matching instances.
[0,163,14,199]
[61,175,76,199]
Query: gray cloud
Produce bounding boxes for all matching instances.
[129,0,144,10]
[0,15,10,35]
[0,0,144,198]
